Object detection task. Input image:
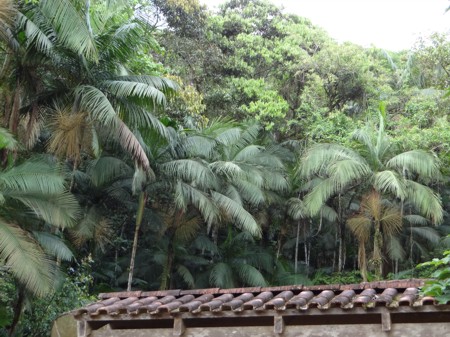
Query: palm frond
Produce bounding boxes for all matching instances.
[39,0,98,60]
[287,198,305,220]
[32,231,73,261]
[87,156,133,187]
[14,192,79,228]
[406,180,443,224]
[191,235,218,254]
[102,80,167,107]
[299,143,367,179]
[209,161,243,179]
[174,216,201,243]
[183,135,216,159]
[233,145,262,162]
[174,182,218,225]
[385,235,406,261]
[162,159,216,189]
[17,12,54,56]
[327,159,371,186]
[176,264,195,288]
[347,216,371,243]
[117,120,150,171]
[0,126,17,150]
[373,170,407,200]
[0,160,66,195]
[0,220,54,296]
[209,262,234,288]
[409,226,441,244]
[237,263,268,287]
[76,85,117,128]
[403,214,429,226]
[233,179,265,206]
[387,150,441,180]
[212,191,261,237]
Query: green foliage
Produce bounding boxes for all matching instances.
[18,257,95,337]
[312,270,363,285]
[418,249,450,304]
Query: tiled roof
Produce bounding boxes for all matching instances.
[73,279,441,319]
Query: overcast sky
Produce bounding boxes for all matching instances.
[200,0,450,51]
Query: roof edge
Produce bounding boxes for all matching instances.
[98,278,426,299]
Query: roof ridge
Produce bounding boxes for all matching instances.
[98,279,426,299]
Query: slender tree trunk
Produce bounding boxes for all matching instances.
[85,0,93,35]
[8,287,25,337]
[127,191,147,291]
[294,220,300,274]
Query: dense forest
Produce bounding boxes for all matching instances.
[0,0,449,335]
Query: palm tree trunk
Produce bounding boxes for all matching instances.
[294,220,300,274]
[8,286,25,337]
[127,191,147,291]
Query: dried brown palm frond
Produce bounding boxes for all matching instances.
[18,107,44,149]
[0,0,15,30]
[47,107,93,162]
[70,210,112,253]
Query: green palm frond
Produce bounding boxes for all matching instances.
[242,249,274,273]
[213,127,242,147]
[162,159,216,189]
[409,226,441,244]
[299,143,367,179]
[302,177,340,216]
[212,191,261,237]
[223,185,242,205]
[32,231,73,261]
[87,156,133,187]
[116,101,168,137]
[39,0,98,61]
[0,126,17,150]
[233,179,265,206]
[103,80,167,106]
[234,123,260,149]
[210,262,234,288]
[0,160,67,195]
[386,150,441,180]
[288,198,304,220]
[0,220,54,296]
[237,263,268,287]
[191,235,219,254]
[233,144,262,162]
[183,135,216,159]
[385,235,406,261]
[175,182,218,225]
[403,214,428,226]
[373,170,407,200]
[176,264,195,288]
[76,85,117,127]
[17,12,54,56]
[117,75,179,94]
[327,159,371,186]
[209,161,243,179]
[406,180,443,224]
[14,192,79,228]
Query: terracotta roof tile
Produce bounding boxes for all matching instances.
[74,279,440,319]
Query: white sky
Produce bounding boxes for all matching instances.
[200,0,450,51]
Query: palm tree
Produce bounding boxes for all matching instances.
[1,0,177,170]
[0,128,79,297]
[297,109,443,272]
[347,191,402,280]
